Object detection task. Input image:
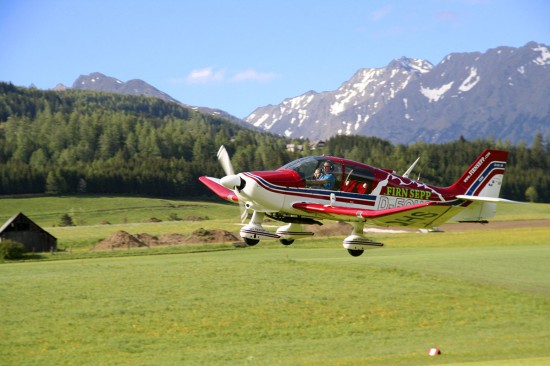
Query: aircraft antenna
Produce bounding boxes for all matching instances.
[403,157,420,178]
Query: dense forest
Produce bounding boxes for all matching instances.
[1,82,549,202]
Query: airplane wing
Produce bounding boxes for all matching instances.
[198,176,239,203]
[292,201,461,229]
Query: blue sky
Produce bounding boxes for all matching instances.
[1,0,549,118]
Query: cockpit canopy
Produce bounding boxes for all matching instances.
[280,156,376,194]
[280,156,338,181]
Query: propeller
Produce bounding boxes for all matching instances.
[216,145,249,222]
[217,145,234,176]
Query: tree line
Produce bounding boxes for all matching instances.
[0,82,548,202]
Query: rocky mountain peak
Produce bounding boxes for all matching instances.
[245,57,432,139]
[390,57,433,74]
[72,72,179,104]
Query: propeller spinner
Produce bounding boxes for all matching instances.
[220,174,245,190]
[217,146,245,190]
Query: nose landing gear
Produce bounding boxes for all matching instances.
[240,211,280,245]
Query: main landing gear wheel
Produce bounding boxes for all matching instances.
[347,249,364,257]
[244,238,259,246]
[279,239,295,246]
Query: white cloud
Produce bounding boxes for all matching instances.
[185,67,225,84]
[231,69,278,83]
[172,67,277,85]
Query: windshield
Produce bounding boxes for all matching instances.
[280,156,326,180]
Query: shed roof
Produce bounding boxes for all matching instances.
[0,212,57,241]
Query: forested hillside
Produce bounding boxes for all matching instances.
[1,82,548,202]
[0,83,299,196]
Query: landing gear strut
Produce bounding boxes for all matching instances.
[240,213,317,247]
[342,222,384,257]
[240,211,280,246]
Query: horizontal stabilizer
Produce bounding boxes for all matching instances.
[455,195,522,204]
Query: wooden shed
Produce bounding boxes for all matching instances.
[0,212,57,252]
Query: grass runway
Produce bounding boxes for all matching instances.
[2,234,550,365]
[1,197,549,365]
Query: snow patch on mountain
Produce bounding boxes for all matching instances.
[459,67,480,92]
[420,81,454,102]
[533,45,550,65]
[289,93,315,109]
[251,113,271,128]
[330,69,379,115]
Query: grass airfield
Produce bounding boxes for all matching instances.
[1,196,550,365]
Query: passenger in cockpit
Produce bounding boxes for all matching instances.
[309,161,335,190]
[313,168,321,180]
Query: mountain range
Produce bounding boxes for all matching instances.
[246,41,550,145]
[62,42,549,145]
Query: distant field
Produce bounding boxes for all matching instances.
[0,195,240,250]
[487,201,550,221]
[0,195,239,227]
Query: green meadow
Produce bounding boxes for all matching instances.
[0,196,239,252]
[1,196,549,365]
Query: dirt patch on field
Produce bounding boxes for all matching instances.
[93,223,359,251]
[94,231,150,250]
[151,229,239,245]
[93,220,548,250]
[93,228,240,250]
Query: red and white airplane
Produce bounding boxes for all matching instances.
[199,146,515,256]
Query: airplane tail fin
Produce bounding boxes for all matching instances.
[449,149,509,198]
[447,149,513,223]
